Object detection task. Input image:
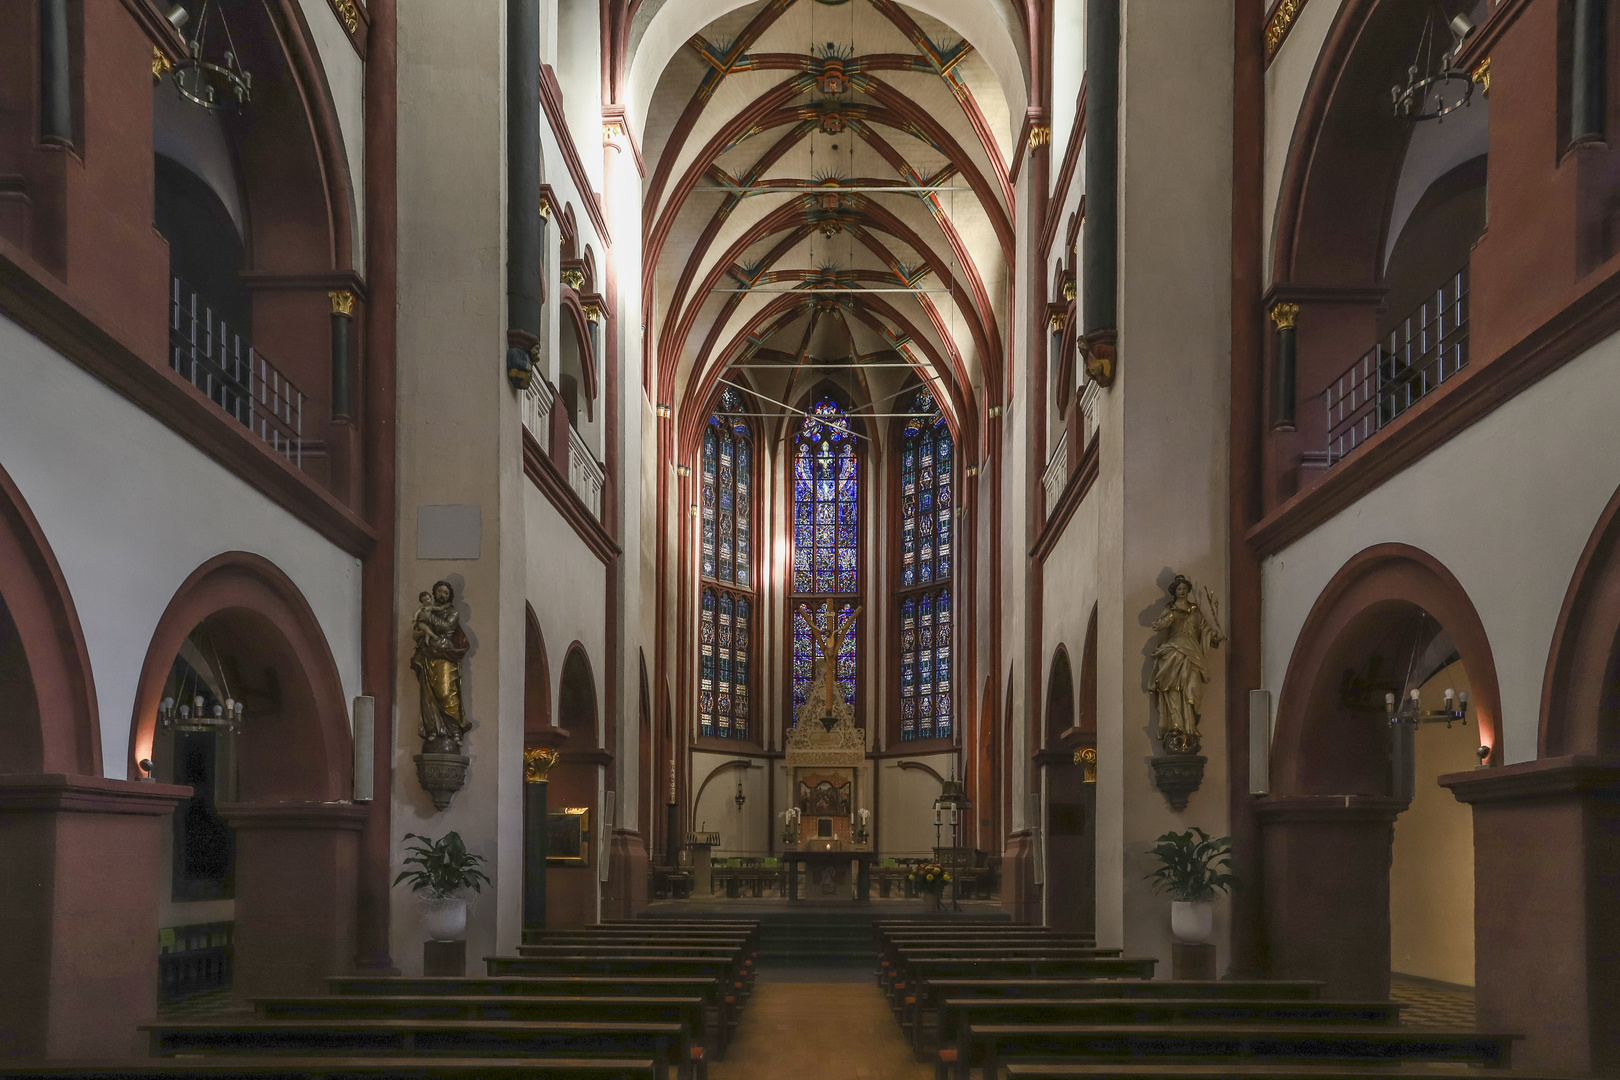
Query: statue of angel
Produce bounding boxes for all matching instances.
[1149,575,1225,743]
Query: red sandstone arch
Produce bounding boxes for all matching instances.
[128,552,351,799]
[1044,645,1074,746]
[0,462,99,776]
[525,603,552,734]
[1541,480,1620,757]
[558,642,600,750]
[1272,543,1503,795]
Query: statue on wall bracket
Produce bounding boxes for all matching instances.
[411,580,471,810]
[1147,574,1224,811]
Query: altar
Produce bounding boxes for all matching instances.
[780,602,874,900]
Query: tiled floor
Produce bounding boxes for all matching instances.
[1390,975,1476,1028]
[712,981,932,1080]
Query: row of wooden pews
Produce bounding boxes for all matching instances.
[872,922,1534,1080]
[0,918,760,1080]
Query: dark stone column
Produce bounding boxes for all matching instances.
[505,0,541,386]
[523,740,566,934]
[1570,0,1609,146]
[38,0,72,146]
[1080,0,1121,381]
[1442,758,1620,1075]
[1257,795,1408,1000]
[1269,302,1298,430]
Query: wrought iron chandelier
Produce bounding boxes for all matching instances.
[158,644,246,735]
[1385,686,1469,728]
[166,1,253,111]
[1391,4,1476,122]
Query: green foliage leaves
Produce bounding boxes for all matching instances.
[392,831,492,899]
[1145,827,1236,902]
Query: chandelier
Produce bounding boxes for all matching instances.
[1385,686,1469,728]
[166,1,253,111]
[158,644,246,735]
[1390,4,1475,122]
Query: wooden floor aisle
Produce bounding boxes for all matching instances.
[712,982,932,1079]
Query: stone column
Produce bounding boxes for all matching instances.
[522,738,565,934]
[1257,795,1407,1000]
[222,801,367,1004]
[0,775,188,1059]
[1442,757,1620,1075]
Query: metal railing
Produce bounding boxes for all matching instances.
[1042,428,1069,516]
[567,423,604,520]
[1322,266,1469,465]
[169,278,304,465]
[522,373,555,441]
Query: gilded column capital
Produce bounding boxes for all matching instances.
[538,196,553,222]
[1028,124,1052,150]
[560,268,586,291]
[582,301,604,323]
[1471,57,1491,97]
[1269,301,1300,331]
[153,48,172,82]
[1074,747,1098,784]
[329,289,357,317]
[1048,311,1068,333]
[524,746,560,783]
[332,0,359,34]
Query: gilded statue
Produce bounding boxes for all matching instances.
[796,601,861,719]
[1149,575,1224,745]
[411,580,471,753]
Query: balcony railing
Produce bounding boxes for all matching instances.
[567,423,604,519]
[1322,266,1469,465]
[521,373,555,441]
[1042,428,1069,517]
[169,278,304,465]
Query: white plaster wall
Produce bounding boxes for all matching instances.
[692,751,769,855]
[1262,0,1346,286]
[878,752,959,858]
[1050,0,1086,171]
[0,318,363,776]
[524,488,609,735]
[294,0,367,267]
[1262,332,1620,765]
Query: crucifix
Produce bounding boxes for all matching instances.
[796,600,861,727]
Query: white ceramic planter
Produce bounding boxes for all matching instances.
[1170,899,1214,944]
[419,895,467,941]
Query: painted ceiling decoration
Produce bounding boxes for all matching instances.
[641,0,1016,461]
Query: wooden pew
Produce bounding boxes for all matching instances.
[509,945,752,996]
[964,1024,1519,1080]
[883,947,1123,999]
[903,978,1324,1058]
[255,995,706,1057]
[328,976,734,1058]
[939,998,1405,1078]
[142,1019,692,1080]
[0,1059,660,1080]
[1001,1067,1547,1080]
[886,956,1155,1019]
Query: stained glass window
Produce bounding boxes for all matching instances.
[898,389,953,740]
[791,395,862,721]
[699,388,753,739]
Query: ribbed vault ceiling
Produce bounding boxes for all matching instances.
[641,0,1017,453]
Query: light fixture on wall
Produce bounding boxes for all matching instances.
[734,775,747,811]
[159,692,245,735]
[1390,3,1475,121]
[169,0,254,111]
[1385,686,1469,728]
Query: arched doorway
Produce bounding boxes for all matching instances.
[1264,544,1499,1000]
[130,552,359,1006]
[548,643,604,926]
[1042,639,1096,933]
[0,463,188,1058]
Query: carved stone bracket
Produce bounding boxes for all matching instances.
[1151,747,1206,813]
[415,752,470,811]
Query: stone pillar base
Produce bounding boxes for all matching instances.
[1257,795,1408,1000]
[221,801,368,1005]
[1000,829,1041,925]
[0,774,188,1059]
[1443,757,1620,1076]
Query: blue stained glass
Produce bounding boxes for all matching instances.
[796,523,814,550]
[836,571,856,592]
[816,502,836,525]
[818,570,835,592]
[837,547,856,571]
[837,501,857,525]
[815,524,834,547]
[794,567,813,592]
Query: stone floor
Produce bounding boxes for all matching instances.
[1390,975,1476,1028]
[711,981,931,1079]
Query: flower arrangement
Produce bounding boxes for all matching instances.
[908,862,950,896]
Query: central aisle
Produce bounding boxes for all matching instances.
[712,981,933,1079]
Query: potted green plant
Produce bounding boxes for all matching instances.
[393,831,491,941]
[1145,828,1234,944]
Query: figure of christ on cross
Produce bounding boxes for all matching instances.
[796,600,862,721]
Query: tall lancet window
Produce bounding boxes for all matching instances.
[790,396,861,719]
[699,387,752,739]
[897,389,953,740]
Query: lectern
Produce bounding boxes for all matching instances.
[686,831,720,896]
